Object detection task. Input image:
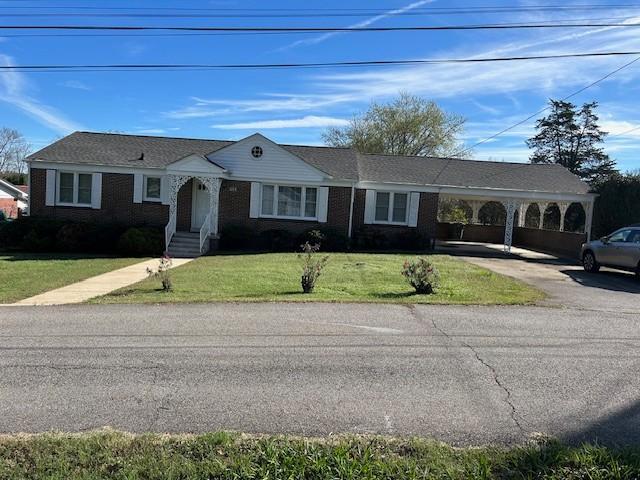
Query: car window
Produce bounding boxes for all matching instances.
[626,230,640,243]
[608,230,631,242]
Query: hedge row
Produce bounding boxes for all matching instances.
[0,217,164,256]
[219,224,434,252]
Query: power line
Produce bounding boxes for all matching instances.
[0,17,631,38]
[0,22,639,33]
[610,125,640,137]
[453,55,640,158]
[1,51,639,73]
[427,55,640,184]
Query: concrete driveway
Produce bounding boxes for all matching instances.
[438,242,640,313]
[1,302,638,446]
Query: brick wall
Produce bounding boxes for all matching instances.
[218,179,352,236]
[351,189,439,239]
[514,226,586,259]
[30,168,168,227]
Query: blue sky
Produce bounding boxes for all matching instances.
[0,0,639,171]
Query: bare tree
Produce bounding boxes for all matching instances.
[0,128,31,175]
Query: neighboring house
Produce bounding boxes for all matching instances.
[26,131,595,257]
[0,178,28,219]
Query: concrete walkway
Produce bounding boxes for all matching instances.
[12,258,193,306]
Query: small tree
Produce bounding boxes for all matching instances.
[401,257,440,294]
[0,128,30,175]
[526,100,617,183]
[299,242,329,294]
[146,255,173,291]
[323,92,466,157]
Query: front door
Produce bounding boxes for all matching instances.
[191,179,210,232]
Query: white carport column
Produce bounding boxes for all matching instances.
[582,201,594,241]
[470,200,483,224]
[518,202,529,227]
[502,198,518,253]
[537,202,549,229]
[558,202,570,231]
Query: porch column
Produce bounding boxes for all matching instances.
[518,202,529,227]
[538,202,549,229]
[502,198,517,253]
[198,176,222,236]
[166,174,192,248]
[582,201,594,241]
[470,200,483,224]
[558,202,570,231]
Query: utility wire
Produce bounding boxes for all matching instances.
[453,55,640,158]
[428,55,640,184]
[0,22,639,32]
[610,124,640,137]
[1,51,639,73]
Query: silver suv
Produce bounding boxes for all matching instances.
[581,226,640,278]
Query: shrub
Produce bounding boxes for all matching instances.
[259,229,294,252]
[401,257,440,294]
[146,255,173,291]
[353,227,390,250]
[219,223,254,250]
[296,228,349,252]
[117,227,164,256]
[299,241,329,294]
[56,223,90,252]
[394,230,433,250]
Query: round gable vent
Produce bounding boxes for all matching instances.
[251,146,263,158]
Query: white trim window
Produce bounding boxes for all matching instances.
[260,184,318,220]
[57,171,93,206]
[143,175,162,202]
[374,191,409,225]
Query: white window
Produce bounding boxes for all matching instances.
[57,171,92,206]
[260,184,318,220]
[374,191,409,224]
[143,176,162,201]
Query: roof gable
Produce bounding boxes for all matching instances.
[207,133,329,182]
[166,154,226,175]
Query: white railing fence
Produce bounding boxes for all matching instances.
[199,212,212,254]
[165,211,177,252]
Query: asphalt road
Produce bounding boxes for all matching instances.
[1,302,639,446]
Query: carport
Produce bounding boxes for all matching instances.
[433,170,596,258]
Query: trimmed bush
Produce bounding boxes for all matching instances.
[219,223,254,251]
[117,227,164,256]
[401,257,440,294]
[258,229,294,252]
[296,228,349,252]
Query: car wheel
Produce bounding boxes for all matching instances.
[582,251,600,273]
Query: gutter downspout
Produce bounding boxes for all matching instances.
[347,183,356,239]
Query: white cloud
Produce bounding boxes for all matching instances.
[0,54,83,134]
[59,80,92,91]
[212,115,350,130]
[600,119,640,138]
[134,128,168,135]
[279,0,435,50]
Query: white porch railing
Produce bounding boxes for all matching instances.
[165,211,176,252]
[199,212,212,254]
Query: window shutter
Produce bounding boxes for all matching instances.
[160,175,169,205]
[133,173,143,203]
[91,173,102,209]
[249,182,261,218]
[45,169,56,206]
[317,187,329,223]
[408,192,420,227]
[364,190,375,224]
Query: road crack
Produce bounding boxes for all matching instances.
[410,305,527,437]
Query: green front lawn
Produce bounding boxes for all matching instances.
[1,430,637,479]
[0,254,144,303]
[93,253,543,305]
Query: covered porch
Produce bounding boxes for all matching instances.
[164,155,225,256]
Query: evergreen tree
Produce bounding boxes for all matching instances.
[526,100,616,183]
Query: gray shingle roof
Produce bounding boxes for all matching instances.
[357,153,590,194]
[28,131,590,194]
